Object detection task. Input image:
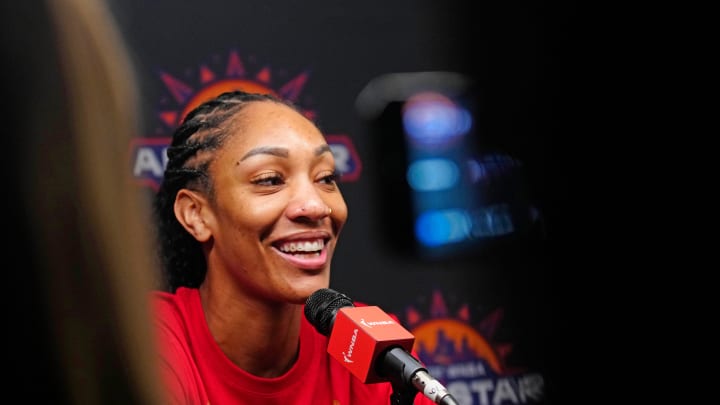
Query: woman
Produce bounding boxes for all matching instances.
[152,90,435,404]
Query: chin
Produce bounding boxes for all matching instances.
[292,279,330,303]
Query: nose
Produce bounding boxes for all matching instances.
[286,182,332,221]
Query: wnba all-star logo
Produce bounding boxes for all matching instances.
[404,290,545,405]
[130,49,362,191]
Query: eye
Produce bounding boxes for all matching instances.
[318,171,338,185]
[251,173,285,186]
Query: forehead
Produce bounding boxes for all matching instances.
[226,101,325,150]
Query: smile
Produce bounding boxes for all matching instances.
[277,239,325,254]
[273,238,329,269]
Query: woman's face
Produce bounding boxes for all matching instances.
[202,101,348,304]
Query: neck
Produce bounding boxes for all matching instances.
[199,282,303,377]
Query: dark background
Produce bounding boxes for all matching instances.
[107,1,581,403]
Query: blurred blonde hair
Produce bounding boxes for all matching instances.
[11,0,163,403]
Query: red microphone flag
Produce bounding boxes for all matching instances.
[326,305,415,383]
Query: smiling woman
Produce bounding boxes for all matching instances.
[150,90,436,404]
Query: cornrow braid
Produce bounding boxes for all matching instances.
[153,90,295,292]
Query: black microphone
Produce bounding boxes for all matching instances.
[305,288,459,405]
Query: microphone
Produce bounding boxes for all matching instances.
[304,288,459,405]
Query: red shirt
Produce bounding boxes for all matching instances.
[152,287,435,405]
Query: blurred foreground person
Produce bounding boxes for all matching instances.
[3,0,163,403]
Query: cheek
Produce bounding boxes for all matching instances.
[332,190,348,210]
[223,194,283,238]
[330,196,349,225]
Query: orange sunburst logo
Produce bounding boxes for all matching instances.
[404,290,545,404]
[155,50,313,128]
[129,49,362,190]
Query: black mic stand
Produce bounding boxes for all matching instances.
[389,382,419,405]
[382,346,461,405]
[382,346,424,405]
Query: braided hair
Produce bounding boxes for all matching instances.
[153,90,297,292]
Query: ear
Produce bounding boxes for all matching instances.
[174,189,213,242]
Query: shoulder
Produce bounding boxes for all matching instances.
[150,289,177,311]
[151,289,183,327]
[150,288,208,403]
[151,287,197,317]
[150,287,201,348]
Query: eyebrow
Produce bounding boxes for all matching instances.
[315,144,332,156]
[240,144,332,161]
[240,146,288,161]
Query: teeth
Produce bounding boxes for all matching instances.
[278,239,324,253]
